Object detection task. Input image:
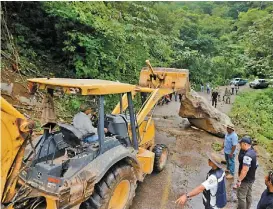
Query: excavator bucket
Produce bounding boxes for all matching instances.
[139,60,189,92]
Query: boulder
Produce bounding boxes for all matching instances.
[179,90,233,137]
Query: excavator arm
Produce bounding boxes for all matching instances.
[112,87,173,124]
[112,61,189,149]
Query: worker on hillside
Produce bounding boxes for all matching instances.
[222,124,238,179]
[169,93,173,101]
[211,89,219,108]
[231,83,235,95]
[206,83,211,94]
[174,92,178,102]
[165,94,171,104]
[73,104,107,143]
[235,83,239,95]
[176,152,227,209]
[222,87,228,102]
[234,136,258,209]
[225,89,231,104]
[257,170,273,209]
[178,93,183,102]
[201,83,204,92]
[217,88,221,102]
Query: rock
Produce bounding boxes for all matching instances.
[16,96,40,106]
[1,83,14,95]
[179,90,233,137]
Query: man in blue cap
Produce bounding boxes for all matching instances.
[234,136,258,209]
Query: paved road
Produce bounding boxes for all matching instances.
[131,88,266,209]
[198,85,250,114]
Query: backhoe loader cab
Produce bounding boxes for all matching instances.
[14,79,148,209]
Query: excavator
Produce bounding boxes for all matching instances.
[1,61,189,209]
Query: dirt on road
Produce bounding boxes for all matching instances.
[131,90,267,209]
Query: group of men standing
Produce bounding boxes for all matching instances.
[206,84,239,108]
[224,124,260,209]
[176,124,273,209]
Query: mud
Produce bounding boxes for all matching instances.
[131,98,267,209]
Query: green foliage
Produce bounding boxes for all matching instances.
[1,1,273,119]
[230,89,273,153]
[239,13,273,78]
[2,1,273,87]
[212,142,222,152]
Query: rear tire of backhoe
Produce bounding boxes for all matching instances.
[153,144,168,172]
[80,163,137,209]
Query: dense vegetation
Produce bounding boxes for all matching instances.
[1,2,273,87]
[230,89,273,154]
[1,2,273,142]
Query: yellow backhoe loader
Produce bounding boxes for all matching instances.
[1,61,189,209]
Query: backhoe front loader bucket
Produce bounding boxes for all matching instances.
[139,60,189,92]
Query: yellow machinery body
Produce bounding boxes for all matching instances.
[1,61,189,209]
[1,97,34,204]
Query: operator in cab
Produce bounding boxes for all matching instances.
[73,104,107,143]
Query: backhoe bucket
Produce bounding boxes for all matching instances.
[139,67,189,91]
[139,61,189,92]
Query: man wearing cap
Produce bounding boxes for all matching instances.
[176,152,227,209]
[257,170,273,209]
[235,136,258,209]
[223,124,238,179]
[73,104,107,142]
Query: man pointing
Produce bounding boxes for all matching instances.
[176,152,227,209]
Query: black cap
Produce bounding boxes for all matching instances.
[239,136,252,145]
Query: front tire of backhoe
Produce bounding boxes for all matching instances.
[80,163,137,209]
[153,144,168,172]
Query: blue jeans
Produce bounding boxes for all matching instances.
[225,153,235,176]
[84,135,98,143]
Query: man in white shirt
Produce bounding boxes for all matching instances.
[73,105,106,143]
[176,152,227,209]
